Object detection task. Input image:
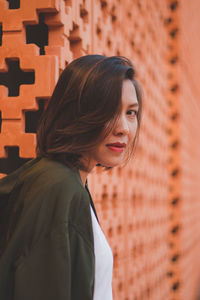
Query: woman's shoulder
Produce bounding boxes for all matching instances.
[0,157,90,239]
[26,157,83,189]
[0,157,89,221]
[0,157,84,195]
[0,158,93,259]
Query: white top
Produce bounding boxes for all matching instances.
[90,206,113,300]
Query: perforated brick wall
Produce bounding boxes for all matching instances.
[178,1,200,299]
[1,1,200,299]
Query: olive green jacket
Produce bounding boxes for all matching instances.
[0,157,97,300]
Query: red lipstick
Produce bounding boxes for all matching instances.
[106,142,126,153]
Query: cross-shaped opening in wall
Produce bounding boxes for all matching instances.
[0,59,35,96]
[0,111,2,133]
[0,147,31,175]
[26,14,48,55]
[0,24,2,46]
[6,0,20,9]
[69,24,82,59]
[25,99,47,133]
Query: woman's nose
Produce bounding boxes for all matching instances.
[113,116,129,136]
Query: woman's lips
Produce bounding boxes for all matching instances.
[106,145,125,153]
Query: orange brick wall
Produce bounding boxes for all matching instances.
[178,1,200,299]
[1,1,200,300]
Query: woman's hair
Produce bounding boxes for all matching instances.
[36,54,142,172]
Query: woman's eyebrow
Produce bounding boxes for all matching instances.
[129,103,139,108]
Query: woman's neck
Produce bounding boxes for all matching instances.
[78,169,88,186]
[78,157,97,186]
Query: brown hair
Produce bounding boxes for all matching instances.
[36,55,142,172]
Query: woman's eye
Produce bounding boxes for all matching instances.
[127,110,137,117]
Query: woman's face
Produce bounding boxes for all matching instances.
[85,79,139,170]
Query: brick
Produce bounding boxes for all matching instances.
[0,0,59,32]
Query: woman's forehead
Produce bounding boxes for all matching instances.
[121,80,138,105]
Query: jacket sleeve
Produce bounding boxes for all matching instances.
[13,221,94,300]
[14,222,72,300]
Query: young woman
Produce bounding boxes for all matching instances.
[0,55,142,300]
